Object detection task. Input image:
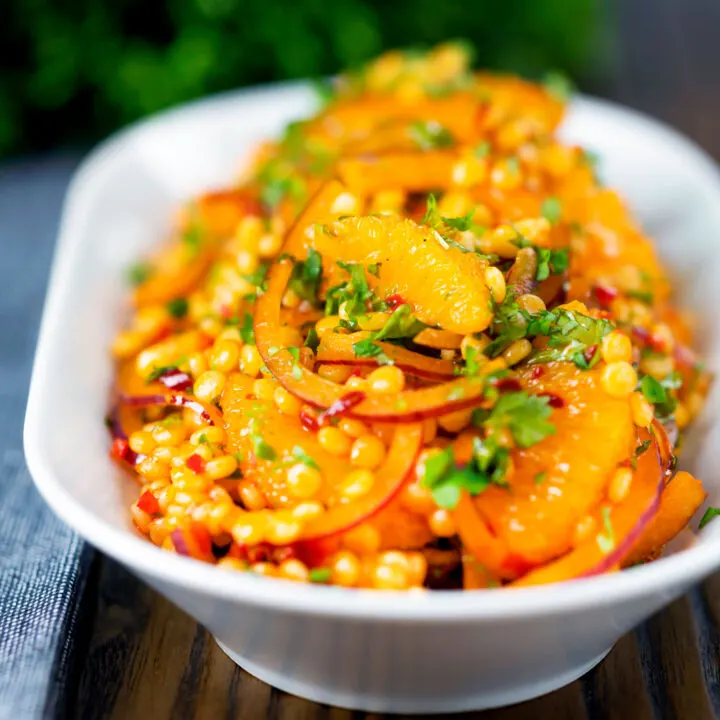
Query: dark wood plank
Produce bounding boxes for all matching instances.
[580,633,656,720]
[80,560,720,720]
[636,595,715,720]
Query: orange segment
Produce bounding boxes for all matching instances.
[473,362,635,565]
[313,214,493,334]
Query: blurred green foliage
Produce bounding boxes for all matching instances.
[1,0,601,157]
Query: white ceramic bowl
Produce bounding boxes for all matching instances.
[24,82,720,714]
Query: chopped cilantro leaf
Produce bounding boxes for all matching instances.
[368,263,381,277]
[252,436,277,461]
[158,413,183,428]
[166,297,189,319]
[475,140,491,158]
[542,70,575,102]
[353,339,393,365]
[371,304,426,341]
[430,482,462,509]
[442,210,474,232]
[259,174,306,212]
[408,120,455,151]
[288,248,323,304]
[325,261,382,323]
[525,309,613,366]
[534,471,547,485]
[596,506,615,553]
[541,197,562,225]
[634,439,651,458]
[459,345,484,377]
[126,262,152,287]
[238,312,255,344]
[304,327,320,352]
[420,434,512,510]
[639,375,676,418]
[309,567,332,583]
[183,223,203,256]
[627,289,654,304]
[535,247,570,282]
[290,445,319,470]
[485,392,555,448]
[421,194,442,228]
[242,263,270,292]
[700,507,720,530]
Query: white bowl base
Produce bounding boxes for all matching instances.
[215,638,609,714]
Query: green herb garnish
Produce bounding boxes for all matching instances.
[596,506,615,553]
[542,70,575,102]
[639,375,677,419]
[700,507,720,530]
[126,262,152,287]
[541,197,562,225]
[483,391,556,448]
[309,567,332,583]
[535,247,570,282]
[352,338,393,365]
[166,297,189,319]
[370,304,426,342]
[408,120,455,150]
[288,248,323,304]
[252,435,277,461]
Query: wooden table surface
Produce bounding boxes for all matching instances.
[71,1,720,717]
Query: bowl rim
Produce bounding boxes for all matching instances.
[24,81,720,621]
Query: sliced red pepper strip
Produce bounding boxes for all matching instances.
[317,93,483,146]
[511,428,664,587]
[453,491,529,581]
[316,332,455,381]
[295,422,423,543]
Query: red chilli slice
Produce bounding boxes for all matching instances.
[137,490,160,515]
[186,453,207,474]
[317,391,367,426]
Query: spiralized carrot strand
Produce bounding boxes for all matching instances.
[317,333,455,380]
[317,93,484,145]
[413,328,463,350]
[623,471,706,567]
[337,151,458,194]
[453,491,525,581]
